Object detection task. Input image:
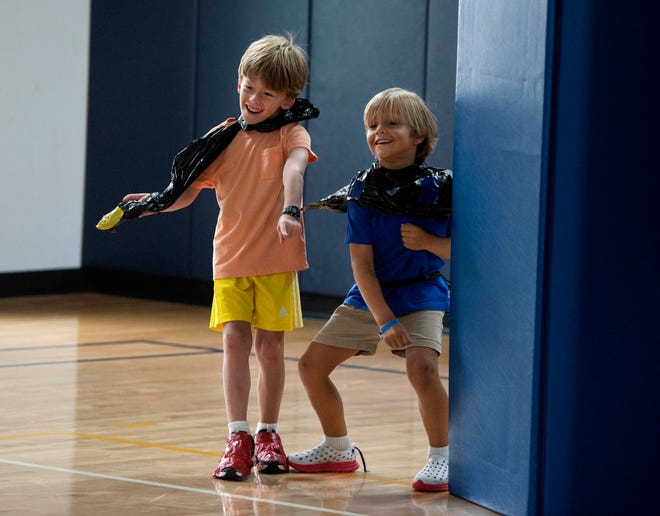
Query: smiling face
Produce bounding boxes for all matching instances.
[237,76,295,125]
[363,88,439,166]
[366,113,424,170]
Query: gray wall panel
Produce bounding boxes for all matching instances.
[303,0,433,296]
[83,0,198,277]
[190,0,311,279]
[426,0,458,169]
[83,0,459,297]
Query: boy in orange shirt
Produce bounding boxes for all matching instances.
[115,34,318,480]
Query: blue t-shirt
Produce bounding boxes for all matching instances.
[343,200,450,315]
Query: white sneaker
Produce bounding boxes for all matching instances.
[412,456,449,492]
[287,441,362,473]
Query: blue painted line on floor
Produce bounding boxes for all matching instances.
[0,339,447,379]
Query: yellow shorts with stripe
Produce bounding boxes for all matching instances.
[210,272,303,332]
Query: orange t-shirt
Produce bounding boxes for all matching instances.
[170,120,317,279]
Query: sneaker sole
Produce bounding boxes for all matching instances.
[288,460,359,473]
[412,479,449,492]
[213,467,250,481]
[256,460,289,474]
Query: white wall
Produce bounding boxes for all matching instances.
[0,0,90,273]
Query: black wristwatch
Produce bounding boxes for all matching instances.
[281,205,301,219]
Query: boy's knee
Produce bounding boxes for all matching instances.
[223,334,248,354]
[407,359,438,385]
[255,344,283,366]
[297,354,311,375]
[297,353,320,382]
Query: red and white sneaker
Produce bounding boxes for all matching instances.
[254,430,289,474]
[412,456,449,492]
[287,441,364,473]
[212,431,254,481]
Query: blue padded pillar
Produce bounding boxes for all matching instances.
[451,1,657,514]
[449,1,549,514]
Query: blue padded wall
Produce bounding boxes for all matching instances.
[449,0,549,513]
[451,0,658,514]
[540,1,658,513]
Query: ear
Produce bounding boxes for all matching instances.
[281,96,296,110]
[237,79,242,94]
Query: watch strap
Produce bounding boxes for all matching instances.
[282,205,301,219]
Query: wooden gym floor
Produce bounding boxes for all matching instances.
[0,293,498,515]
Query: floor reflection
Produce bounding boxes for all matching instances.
[211,471,460,516]
[213,472,369,515]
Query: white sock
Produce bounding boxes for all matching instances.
[429,445,449,459]
[256,422,278,433]
[325,435,351,451]
[228,421,250,434]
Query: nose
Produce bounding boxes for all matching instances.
[246,91,260,105]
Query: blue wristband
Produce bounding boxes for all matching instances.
[379,318,400,335]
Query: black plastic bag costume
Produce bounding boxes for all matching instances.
[304,162,452,219]
[96,98,320,231]
[305,163,453,289]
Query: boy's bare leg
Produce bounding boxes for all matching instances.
[254,329,285,423]
[252,329,289,473]
[405,346,449,447]
[298,341,357,437]
[222,321,254,422]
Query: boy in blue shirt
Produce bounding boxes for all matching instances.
[288,88,452,492]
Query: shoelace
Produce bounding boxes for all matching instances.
[354,445,368,472]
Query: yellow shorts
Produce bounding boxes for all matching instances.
[210,272,303,332]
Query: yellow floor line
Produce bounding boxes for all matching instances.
[116,422,158,428]
[0,431,218,456]
[0,432,55,440]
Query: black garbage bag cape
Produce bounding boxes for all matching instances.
[304,162,452,219]
[96,98,319,231]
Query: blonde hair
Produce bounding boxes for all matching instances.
[238,34,309,98]
[364,88,438,162]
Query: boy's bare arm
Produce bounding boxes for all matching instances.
[278,146,309,242]
[400,223,451,259]
[350,243,411,349]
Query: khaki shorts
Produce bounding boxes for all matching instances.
[313,304,445,357]
[209,272,303,332]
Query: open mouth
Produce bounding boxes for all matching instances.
[245,104,263,115]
